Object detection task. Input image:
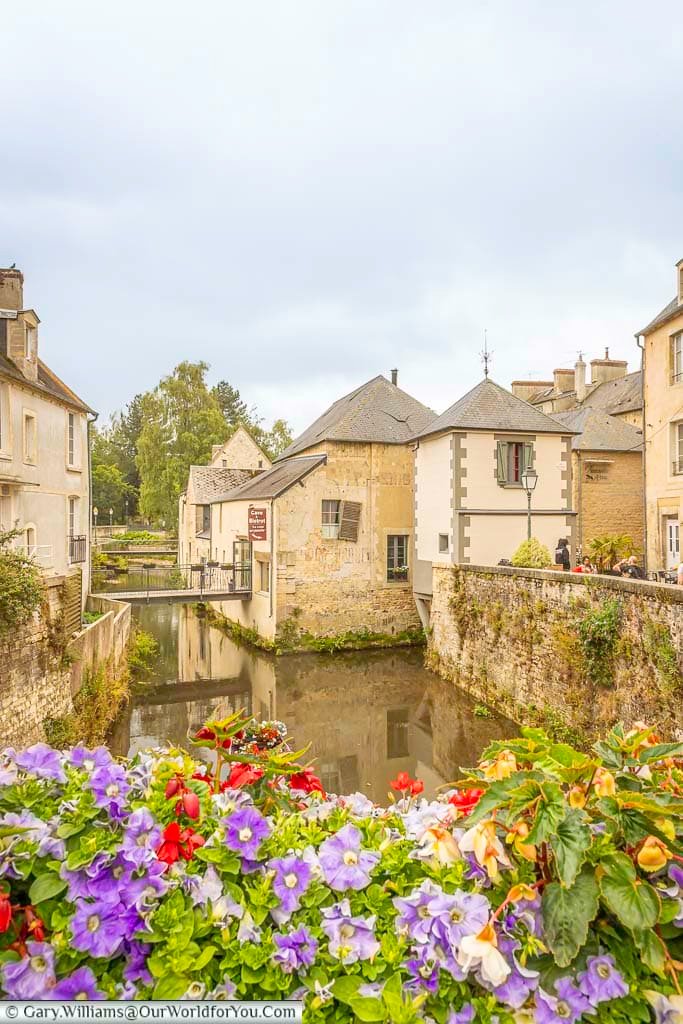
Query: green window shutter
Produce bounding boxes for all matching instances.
[523,443,534,472]
[496,442,507,485]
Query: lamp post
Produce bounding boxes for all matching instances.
[124,497,129,526]
[93,506,98,543]
[521,468,538,540]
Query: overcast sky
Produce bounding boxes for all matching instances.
[2,2,682,433]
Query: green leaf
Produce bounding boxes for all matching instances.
[633,928,666,975]
[542,868,599,967]
[380,973,403,1017]
[192,945,217,971]
[332,976,363,1005]
[550,809,592,887]
[350,997,386,1022]
[598,854,660,931]
[637,741,683,764]
[55,822,84,839]
[153,974,189,999]
[527,782,566,845]
[28,873,67,905]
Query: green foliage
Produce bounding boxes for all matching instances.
[510,537,552,569]
[473,704,493,718]
[577,598,623,687]
[91,393,144,515]
[137,362,229,527]
[82,611,103,625]
[43,662,129,748]
[586,533,639,572]
[128,629,159,680]
[643,619,682,693]
[212,379,293,459]
[0,529,44,637]
[104,531,162,545]
[92,463,136,524]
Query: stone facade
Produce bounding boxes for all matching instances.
[428,563,683,739]
[0,578,130,748]
[573,449,644,554]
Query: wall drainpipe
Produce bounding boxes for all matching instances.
[636,333,648,572]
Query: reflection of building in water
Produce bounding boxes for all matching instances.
[115,605,517,801]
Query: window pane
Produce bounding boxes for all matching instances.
[387,534,409,581]
[322,499,341,538]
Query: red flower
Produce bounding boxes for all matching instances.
[23,907,45,942]
[391,771,424,794]
[194,727,216,742]
[156,822,205,865]
[0,893,12,934]
[165,777,181,799]
[289,767,326,797]
[225,763,264,789]
[182,791,200,820]
[448,787,485,815]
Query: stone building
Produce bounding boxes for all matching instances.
[208,373,434,641]
[0,267,94,607]
[412,377,575,625]
[638,257,683,571]
[511,351,642,429]
[550,407,644,556]
[178,426,270,565]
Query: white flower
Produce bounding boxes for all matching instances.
[414,825,461,865]
[456,924,511,988]
[459,820,511,880]
[645,991,683,1023]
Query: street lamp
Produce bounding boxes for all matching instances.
[124,497,129,525]
[109,507,114,527]
[521,467,538,540]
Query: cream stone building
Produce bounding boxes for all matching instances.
[638,258,683,571]
[0,267,94,608]
[178,426,270,565]
[413,378,575,623]
[208,373,434,641]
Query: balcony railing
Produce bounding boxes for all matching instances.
[672,458,683,477]
[13,544,54,568]
[91,562,252,597]
[69,535,87,564]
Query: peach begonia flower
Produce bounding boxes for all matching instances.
[415,825,461,865]
[459,820,511,881]
[456,921,511,987]
[637,836,671,873]
[481,750,518,781]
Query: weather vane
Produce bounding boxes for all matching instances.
[480,330,493,378]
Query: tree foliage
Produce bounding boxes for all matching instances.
[586,534,639,572]
[511,537,552,568]
[0,529,44,637]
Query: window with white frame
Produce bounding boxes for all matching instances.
[321,499,341,539]
[67,412,76,467]
[671,333,683,385]
[23,412,37,464]
[68,496,79,537]
[0,384,10,455]
[673,421,683,476]
[258,559,270,593]
[0,485,13,531]
[24,325,36,360]
[387,534,409,582]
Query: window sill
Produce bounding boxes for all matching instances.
[66,464,83,474]
[23,459,37,467]
[384,579,411,588]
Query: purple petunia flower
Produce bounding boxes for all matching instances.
[121,808,162,870]
[269,854,312,916]
[321,899,380,964]
[14,744,66,783]
[122,940,153,986]
[405,947,440,994]
[69,745,113,773]
[70,899,129,958]
[578,955,629,1005]
[0,811,65,861]
[53,966,105,1000]
[89,763,130,819]
[493,958,539,1008]
[272,925,319,974]
[1,942,56,999]
[447,1007,475,1024]
[431,890,490,949]
[536,978,591,1024]
[463,852,491,886]
[211,976,238,999]
[224,806,271,861]
[318,824,380,892]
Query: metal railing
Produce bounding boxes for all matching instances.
[13,543,54,567]
[91,562,252,597]
[69,535,87,564]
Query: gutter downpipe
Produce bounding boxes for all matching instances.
[270,498,275,620]
[636,333,648,573]
[86,410,99,606]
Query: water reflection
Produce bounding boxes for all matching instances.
[110,604,516,801]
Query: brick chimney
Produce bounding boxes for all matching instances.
[0,268,24,311]
[553,368,575,393]
[511,380,553,401]
[574,355,587,402]
[391,368,398,386]
[590,348,628,386]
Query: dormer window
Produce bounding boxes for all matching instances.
[25,325,36,360]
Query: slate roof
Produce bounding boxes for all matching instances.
[639,297,683,336]
[210,455,326,503]
[277,375,434,460]
[415,378,573,440]
[550,407,643,453]
[189,466,254,504]
[0,353,94,414]
[527,370,642,417]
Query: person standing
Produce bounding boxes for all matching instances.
[554,538,570,571]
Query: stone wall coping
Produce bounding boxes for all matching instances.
[432,561,683,604]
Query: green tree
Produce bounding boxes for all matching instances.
[212,380,251,428]
[136,362,228,527]
[92,394,144,515]
[256,417,293,459]
[92,464,135,523]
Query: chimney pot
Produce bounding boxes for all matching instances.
[391,368,398,386]
[575,356,587,403]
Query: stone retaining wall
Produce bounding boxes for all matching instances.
[0,581,131,748]
[428,563,683,738]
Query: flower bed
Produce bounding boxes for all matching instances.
[1,715,683,1021]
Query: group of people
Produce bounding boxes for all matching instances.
[554,539,649,580]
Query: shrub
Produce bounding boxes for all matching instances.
[510,537,552,569]
[586,533,639,572]
[128,629,159,680]
[0,529,43,637]
[1,716,683,1018]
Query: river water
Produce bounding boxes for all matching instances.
[109,604,516,801]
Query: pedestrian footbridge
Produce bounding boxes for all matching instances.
[91,563,252,604]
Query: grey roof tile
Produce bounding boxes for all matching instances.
[0,354,94,414]
[210,455,326,503]
[415,378,573,439]
[551,407,643,452]
[528,371,643,417]
[189,466,254,504]
[639,297,683,336]
[277,375,434,459]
